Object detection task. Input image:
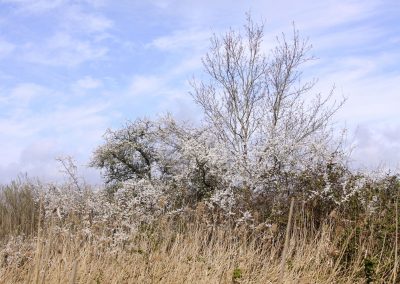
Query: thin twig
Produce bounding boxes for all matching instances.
[280,197,295,282]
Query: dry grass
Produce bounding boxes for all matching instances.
[0,181,39,239]
[0,214,394,284]
[0,179,398,283]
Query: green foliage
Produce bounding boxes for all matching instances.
[232,267,243,282]
[364,257,375,283]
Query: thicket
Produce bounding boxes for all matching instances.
[0,15,399,283]
[0,171,398,283]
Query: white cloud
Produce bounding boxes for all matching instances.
[81,0,108,8]
[1,0,113,33]
[23,32,108,67]
[0,79,110,183]
[46,103,109,132]
[129,75,164,96]
[62,6,113,34]
[0,0,110,14]
[146,0,381,34]
[9,83,49,105]
[292,0,380,31]
[0,139,102,184]
[127,51,204,98]
[0,39,15,58]
[0,104,108,183]
[0,0,65,13]
[0,0,398,182]
[351,123,400,170]
[75,76,102,89]
[0,118,40,142]
[308,54,400,125]
[311,25,386,55]
[1,0,113,67]
[147,29,211,51]
[0,83,52,118]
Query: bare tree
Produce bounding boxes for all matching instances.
[92,15,346,208]
[190,15,343,173]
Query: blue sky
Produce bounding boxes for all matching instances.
[0,0,399,183]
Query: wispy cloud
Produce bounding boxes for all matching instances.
[0,83,52,119]
[147,29,211,52]
[61,5,113,35]
[352,123,400,170]
[0,0,65,13]
[0,105,108,183]
[21,32,108,67]
[74,76,103,90]
[9,83,48,106]
[0,39,15,58]
[0,0,398,183]
[0,0,113,67]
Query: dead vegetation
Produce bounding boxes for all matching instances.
[0,178,398,283]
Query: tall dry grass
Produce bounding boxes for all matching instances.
[0,178,399,283]
[0,210,397,283]
[0,180,39,239]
